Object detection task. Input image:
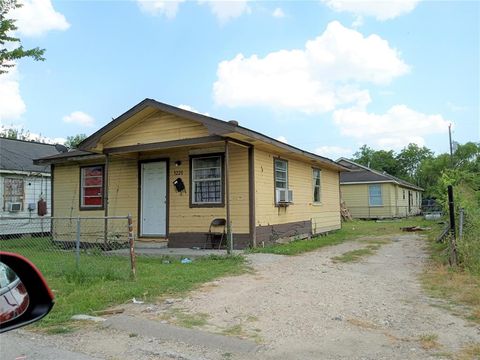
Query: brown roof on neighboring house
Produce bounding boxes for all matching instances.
[337,158,423,191]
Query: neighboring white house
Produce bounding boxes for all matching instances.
[0,138,61,236]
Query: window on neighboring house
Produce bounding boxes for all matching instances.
[312,168,321,203]
[3,178,24,211]
[369,184,383,206]
[80,165,104,209]
[403,190,405,200]
[274,159,288,203]
[191,155,223,206]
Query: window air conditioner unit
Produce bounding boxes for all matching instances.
[7,202,22,212]
[276,189,293,204]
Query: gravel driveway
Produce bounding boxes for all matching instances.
[13,233,479,360]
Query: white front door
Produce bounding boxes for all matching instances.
[141,161,167,236]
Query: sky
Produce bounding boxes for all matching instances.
[0,0,479,160]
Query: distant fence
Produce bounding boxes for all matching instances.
[345,205,422,219]
[0,216,136,280]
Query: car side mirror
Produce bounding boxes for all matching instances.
[0,252,54,333]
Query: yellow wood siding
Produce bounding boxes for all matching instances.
[254,149,341,234]
[107,157,139,233]
[139,144,249,235]
[104,112,209,149]
[52,163,105,242]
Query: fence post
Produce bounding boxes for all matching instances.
[459,208,464,241]
[76,216,81,269]
[447,185,458,266]
[127,214,136,278]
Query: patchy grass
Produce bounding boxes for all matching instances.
[249,218,432,256]
[421,263,480,324]
[222,324,244,337]
[417,333,441,350]
[421,222,480,325]
[454,342,480,360]
[332,248,375,263]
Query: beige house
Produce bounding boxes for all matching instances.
[337,158,423,219]
[36,99,347,248]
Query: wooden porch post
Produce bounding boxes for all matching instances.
[248,146,256,248]
[104,154,109,244]
[225,140,232,253]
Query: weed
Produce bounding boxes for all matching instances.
[418,333,440,350]
[332,248,375,263]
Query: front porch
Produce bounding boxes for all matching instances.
[101,135,255,250]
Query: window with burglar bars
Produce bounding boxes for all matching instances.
[312,168,321,203]
[368,184,383,206]
[3,178,24,210]
[191,156,223,205]
[80,165,104,209]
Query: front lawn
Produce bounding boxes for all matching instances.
[0,236,246,332]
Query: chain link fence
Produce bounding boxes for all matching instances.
[0,216,135,281]
[345,205,422,219]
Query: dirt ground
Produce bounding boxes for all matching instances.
[17,233,480,359]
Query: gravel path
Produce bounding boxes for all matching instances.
[17,233,480,359]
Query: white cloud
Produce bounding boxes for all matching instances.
[178,104,210,116]
[333,105,450,149]
[62,111,95,127]
[199,0,250,23]
[276,136,288,143]
[213,21,408,113]
[136,0,185,18]
[321,0,420,21]
[0,67,26,122]
[272,7,285,18]
[315,145,352,159]
[10,0,70,37]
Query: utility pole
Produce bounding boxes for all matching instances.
[448,123,453,166]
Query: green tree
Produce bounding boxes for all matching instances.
[0,0,45,74]
[352,145,400,176]
[65,133,87,149]
[452,141,480,172]
[396,143,433,183]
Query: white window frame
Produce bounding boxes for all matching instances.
[274,159,288,204]
[312,168,321,203]
[368,184,383,206]
[191,155,223,205]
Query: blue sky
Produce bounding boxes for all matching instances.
[0,0,478,159]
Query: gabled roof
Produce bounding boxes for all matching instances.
[36,99,349,171]
[0,138,60,174]
[337,158,423,191]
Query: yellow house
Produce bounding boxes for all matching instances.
[36,99,347,249]
[337,158,423,219]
